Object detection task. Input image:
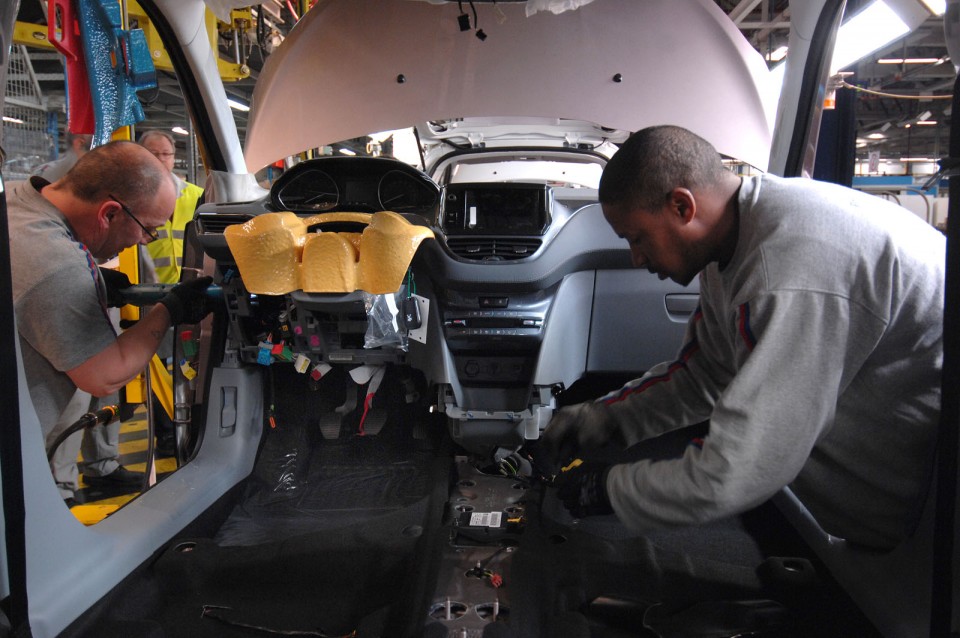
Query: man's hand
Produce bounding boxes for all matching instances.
[159,276,215,325]
[100,268,133,307]
[542,402,619,464]
[555,461,614,518]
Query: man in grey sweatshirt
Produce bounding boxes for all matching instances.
[544,125,944,550]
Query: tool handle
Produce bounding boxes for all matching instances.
[117,283,223,306]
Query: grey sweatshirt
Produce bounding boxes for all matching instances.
[604,174,944,549]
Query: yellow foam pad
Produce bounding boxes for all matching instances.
[358,211,435,294]
[223,212,306,295]
[302,233,359,292]
[225,211,433,295]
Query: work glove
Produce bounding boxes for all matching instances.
[554,460,614,518]
[99,267,133,307]
[542,401,620,465]
[160,276,215,325]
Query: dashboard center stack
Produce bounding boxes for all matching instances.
[437,182,554,388]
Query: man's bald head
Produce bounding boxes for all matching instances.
[58,141,173,212]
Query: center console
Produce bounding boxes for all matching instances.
[424,183,577,454]
[443,289,551,386]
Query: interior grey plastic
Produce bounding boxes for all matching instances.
[532,270,595,389]
[588,271,698,373]
[14,359,262,638]
[415,203,633,292]
[773,481,959,638]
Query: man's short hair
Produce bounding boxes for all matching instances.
[138,129,177,150]
[60,141,166,208]
[599,125,727,211]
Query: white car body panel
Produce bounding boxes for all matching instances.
[244,0,776,172]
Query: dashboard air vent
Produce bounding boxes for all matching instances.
[446,237,542,261]
[197,214,253,234]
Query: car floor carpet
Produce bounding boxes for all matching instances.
[71,364,451,638]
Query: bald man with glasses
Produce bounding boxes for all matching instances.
[8,141,215,504]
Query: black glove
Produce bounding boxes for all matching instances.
[99,267,133,307]
[554,461,614,518]
[542,402,620,465]
[160,276,215,325]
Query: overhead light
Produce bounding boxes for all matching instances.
[338,147,356,156]
[917,110,933,121]
[915,120,938,125]
[171,126,189,136]
[867,132,887,139]
[831,1,910,73]
[900,157,937,162]
[919,0,946,15]
[2,115,24,124]
[877,57,943,64]
[227,98,250,112]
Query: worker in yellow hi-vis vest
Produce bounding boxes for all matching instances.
[139,130,204,284]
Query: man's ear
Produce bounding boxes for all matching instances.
[97,200,116,230]
[669,188,696,223]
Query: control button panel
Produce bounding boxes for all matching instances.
[458,356,529,383]
[479,296,509,308]
[443,310,544,339]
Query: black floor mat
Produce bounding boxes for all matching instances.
[215,365,441,546]
[151,502,434,637]
[68,364,450,638]
[215,434,439,545]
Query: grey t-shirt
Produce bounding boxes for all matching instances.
[9,178,116,434]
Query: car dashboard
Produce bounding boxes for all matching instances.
[195,156,697,454]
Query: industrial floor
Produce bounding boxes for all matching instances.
[68,404,178,526]
[60,366,884,637]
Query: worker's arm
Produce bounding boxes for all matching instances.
[605,288,887,530]
[66,304,172,397]
[66,276,214,397]
[543,297,726,464]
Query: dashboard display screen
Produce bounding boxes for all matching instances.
[442,184,550,235]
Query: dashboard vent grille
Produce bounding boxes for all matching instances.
[446,237,542,261]
[197,214,252,234]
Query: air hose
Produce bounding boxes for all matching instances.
[45,404,120,462]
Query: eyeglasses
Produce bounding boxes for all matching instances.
[150,151,175,159]
[108,194,159,241]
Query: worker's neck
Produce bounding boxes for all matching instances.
[714,174,742,270]
[42,184,97,241]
